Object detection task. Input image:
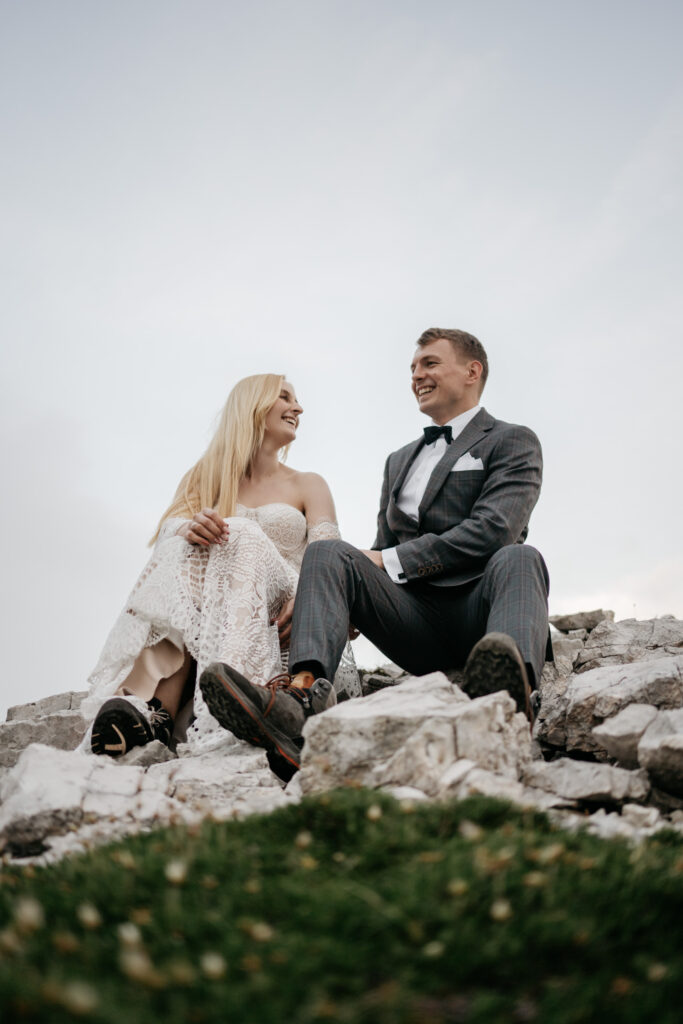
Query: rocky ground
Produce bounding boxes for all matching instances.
[2,611,683,865]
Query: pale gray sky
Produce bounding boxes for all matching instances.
[1,0,682,719]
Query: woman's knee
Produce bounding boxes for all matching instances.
[219,517,276,553]
[225,517,264,540]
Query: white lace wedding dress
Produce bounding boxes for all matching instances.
[81,504,361,754]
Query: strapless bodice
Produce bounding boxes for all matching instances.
[234,502,308,566]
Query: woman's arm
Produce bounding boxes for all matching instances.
[300,472,337,526]
[274,472,363,649]
[161,509,230,546]
[274,473,338,647]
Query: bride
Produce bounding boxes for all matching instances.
[82,373,360,760]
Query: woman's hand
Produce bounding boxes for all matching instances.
[177,509,229,547]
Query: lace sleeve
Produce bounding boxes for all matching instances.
[306,519,341,544]
[156,517,189,545]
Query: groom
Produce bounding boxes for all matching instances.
[200,328,551,777]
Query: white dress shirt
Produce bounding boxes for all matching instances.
[382,405,481,583]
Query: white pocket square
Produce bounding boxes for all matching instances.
[451,452,484,471]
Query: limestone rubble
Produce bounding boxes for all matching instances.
[1,612,683,863]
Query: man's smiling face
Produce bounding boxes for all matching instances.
[410,337,481,425]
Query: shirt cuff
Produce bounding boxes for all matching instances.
[382,547,407,584]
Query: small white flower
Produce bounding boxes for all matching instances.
[248,922,274,942]
[164,859,188,885]
[60,981,99,1015]
[490,898,513,922]
[423,940,445,958]
[117,922,142,946]
[648,963,668,982]
[200,951,227,979]
[458,820,484,841]
[76,903,102,930]
[13,897,45,933]
[119,948,156,983]
[0,927,22,954]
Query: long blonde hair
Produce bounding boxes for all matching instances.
[150,373,285,543]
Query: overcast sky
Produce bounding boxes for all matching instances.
[1,0,682,720]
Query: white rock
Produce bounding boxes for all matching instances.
[451,692,532,777]
[540,655,683,755]
[442,764,529,802]
[535,663,572,748]
[379,785,430,802]
[299,673,465,791]
[592,704,660,767]
[1,745,92,815]
[6,691,87,722]
[0,746,94,848]
[574,617,683,673]
[522,758,650,805]
[638,709,683,796]
[138,760,181,791]
[551,637,585,679]
[550,610,614,633]
[437,758,478,792]
[81,792,138,819]
[621,803,661,829]
[0,739,289,860]
[88,760,143,797]
[117,741,177,767]
[299,673,531,796]
[377,719,456,796]
[131,790,180,821]
[435,758,565,813]
[585,809,639,841]
[0,712,87,769]
[376,663,407,680]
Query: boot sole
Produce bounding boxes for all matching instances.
[91,699,152,757]
[199,670,302,773]
[464,640,532,721]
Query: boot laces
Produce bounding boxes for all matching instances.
[263,673,310,717]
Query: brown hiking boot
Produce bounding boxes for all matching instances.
[463,633,534,723]
[199,663,336,777]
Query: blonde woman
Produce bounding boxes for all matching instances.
[82,374,360,760]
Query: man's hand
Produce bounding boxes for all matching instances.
[178,508,229,546]
[361,549,384,570]
[273,597,296,648]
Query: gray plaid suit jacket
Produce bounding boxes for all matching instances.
[372,407,543,588]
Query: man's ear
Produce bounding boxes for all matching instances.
[467,360,483,386]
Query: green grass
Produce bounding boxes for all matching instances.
[2,790,683,1023]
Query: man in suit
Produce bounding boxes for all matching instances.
[200,328,551,777]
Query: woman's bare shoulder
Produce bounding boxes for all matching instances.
[286,469,336,519]
[287,468,331,491]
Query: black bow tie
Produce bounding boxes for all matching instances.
[423,425,453,445]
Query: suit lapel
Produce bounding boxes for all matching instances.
[417,408,495,519]
[391,438,425,500]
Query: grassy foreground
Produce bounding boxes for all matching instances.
[1,791,682,1024]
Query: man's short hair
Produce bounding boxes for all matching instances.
[417,328,489,391]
